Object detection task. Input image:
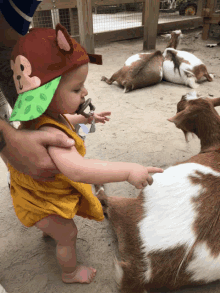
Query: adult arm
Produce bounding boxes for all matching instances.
[0,119,75,181]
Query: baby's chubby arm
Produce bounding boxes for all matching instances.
[40,126,163,189]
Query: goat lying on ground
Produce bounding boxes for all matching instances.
[163,48,214,88]
[101,30,183,93]
[95,91,220,293]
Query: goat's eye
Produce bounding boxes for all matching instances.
[20,64,24,71]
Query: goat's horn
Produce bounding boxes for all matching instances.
[211,97,220,107]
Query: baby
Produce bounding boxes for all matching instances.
[7,24,163,284]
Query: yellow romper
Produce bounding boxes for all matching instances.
[8,114,104,227]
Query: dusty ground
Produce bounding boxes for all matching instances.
[1,28,220,293]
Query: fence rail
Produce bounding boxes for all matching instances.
[33,0,206,52]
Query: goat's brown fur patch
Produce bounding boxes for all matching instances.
[165,49,190,76]
[192,64,213,81]
[166,31,181,49]
[190,171,220,257]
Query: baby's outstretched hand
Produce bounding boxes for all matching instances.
[88,112,111,124]
[127,164,163,189]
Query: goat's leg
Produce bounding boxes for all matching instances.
[95,185,144,255]
[95,184,139,225]
[95,184,134,219]
[204,72,214,82]
[101,69,121,85]
[114,259,147,293]
[119,262,146,293]
[95,185,146,291]
[194,64,214,82]
[187,78,199,89]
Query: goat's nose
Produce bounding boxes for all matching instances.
[17,75,21,80]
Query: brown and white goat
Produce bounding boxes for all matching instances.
[95,91,220,293]
[163,48,214,88]
[101,30,182,93]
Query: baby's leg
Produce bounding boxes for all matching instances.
[35,215,96,284]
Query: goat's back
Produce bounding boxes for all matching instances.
[137,157,220,291]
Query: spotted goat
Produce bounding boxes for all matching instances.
[95,91,220,293]
[163,47,214,88]
[101,30,183,93]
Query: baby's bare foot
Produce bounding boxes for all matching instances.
[62,265,96,284]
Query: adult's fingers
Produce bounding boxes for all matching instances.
[39,131,75,148]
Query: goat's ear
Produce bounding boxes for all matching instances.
[167,109,186,124]
[211,97,220,107]
[167,113,179,124]
[161,34,171,40]
[167,115,177,123]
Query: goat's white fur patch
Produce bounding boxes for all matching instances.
[114,258,123,287]
[95,186,104,195]
[185,91,198,100]
[138,163,220,283]
[125,53,150,67]
[187,242,220,282]
[160,66,163,79]
[174,29,181,34]
[162,48,204,87]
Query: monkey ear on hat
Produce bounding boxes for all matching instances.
[56,23,74,54]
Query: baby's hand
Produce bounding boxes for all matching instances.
[127,164,163,189]
[88,111,111,124]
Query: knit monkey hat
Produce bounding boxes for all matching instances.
[9,23,97,122]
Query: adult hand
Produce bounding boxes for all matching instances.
[1,122,75,181]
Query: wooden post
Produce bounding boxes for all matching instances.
[69,8,79,36]
[197,0,204,16]
[142,1,145,25]
[202,0,216,39]
[76,0,94,54]
[143,0,160,50]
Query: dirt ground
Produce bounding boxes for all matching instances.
[1,28,220,293]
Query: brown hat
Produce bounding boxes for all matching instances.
[11,23,90,94]
[9,24,102,122]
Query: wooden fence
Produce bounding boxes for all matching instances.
[202,0,220,39]
[35,0,206,53]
